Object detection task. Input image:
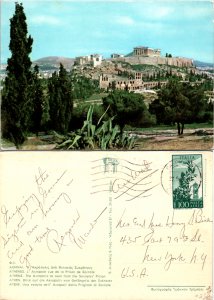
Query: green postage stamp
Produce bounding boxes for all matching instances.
[172,154,203,209]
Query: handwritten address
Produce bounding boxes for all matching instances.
[115,208,212,279]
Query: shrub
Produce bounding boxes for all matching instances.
[56,105,137,150]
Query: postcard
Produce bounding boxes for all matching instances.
[0,151,212,300]
[1,0,213,151]
[1,1,213,299]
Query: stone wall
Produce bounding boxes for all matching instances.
[99,74,167,91]
[116,56,193,68]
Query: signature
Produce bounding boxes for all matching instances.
[45,206,107,253]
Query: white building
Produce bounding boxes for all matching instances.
[111,53,124,59]
[75,54,103,67]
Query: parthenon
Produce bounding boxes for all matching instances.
[133,46,161,57]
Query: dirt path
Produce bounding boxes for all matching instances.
[136,138,213,150]
[129,128,213,150]
[1,128,213,151]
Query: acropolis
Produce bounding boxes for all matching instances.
[133,46,161,57]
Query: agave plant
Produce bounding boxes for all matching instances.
[56,105,137,150]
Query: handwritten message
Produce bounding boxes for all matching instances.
[1,167,107,271]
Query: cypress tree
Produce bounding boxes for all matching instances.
[1,2,33,146]
[31,65,43,135]
[48,72,60,131]
[58,64,73,133]
[48,64,73,134]
[41,88,50,132]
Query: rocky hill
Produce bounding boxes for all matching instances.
[33,56,75,70]
[114,56,193,68]
[73,59,195,83]
[32,55,213,73]
[194,60,213,68]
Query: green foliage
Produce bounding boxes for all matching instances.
[71,72,100,100]
[149,79,212,134]
[70,103,106,130]
[131,64,159,73]
[56,105,136,150]
[118,70,134,79]
[173,160,197,201]
[41,95,50,131]
[186,70,213,90]
[102,90,153,132]
[138,110,157,127]
[48,64,73,134]
[108,81,116,91]
[30,65,44,134]
[200,78,213,91]
[182,84,207,123]
[1,2,34,146]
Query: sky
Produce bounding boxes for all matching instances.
[1,0,214,63]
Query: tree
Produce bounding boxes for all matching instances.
[48,72,58,130]
[173,160,197,202]
[48,64,73,134]
[1,2,34,146]
[70,72,99,100]
[182,83,213,123]
[70,102,106,130]
[150,79,192,135]
[102,90,149,133]
[40,85,50,132]
[30,65,43,134]
[149,79,211,134]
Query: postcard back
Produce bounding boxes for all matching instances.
[0,151,212,300]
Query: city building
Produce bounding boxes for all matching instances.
[99,72,167,91]
[111,53,124,59]
[91,54,103,67]
[75,54,103,67]
[99,72,143,91]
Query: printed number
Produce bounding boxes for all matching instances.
[178,201,190,208]
[176,200,203,209]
